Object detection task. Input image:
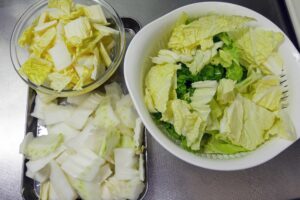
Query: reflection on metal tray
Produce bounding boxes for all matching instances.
[21,17,148,200]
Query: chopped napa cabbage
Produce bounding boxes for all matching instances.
[204,135,246,154]
[46,8,65,20]
[66,93,102,130]
[217,79,236,105]
[56,150,73,166]
[217,43,240,68]
[151,49,193,65]
[266,110,296,141]
[49,161,78,200]
[94,98,120,130]
[75,54,94,70]
[114,148,139,180]
[26,164,50,183]
[64,17,92,46]
[19,132,34,154]
[206,99,223,131]
[75,33,103,57]
[19,57,53,86]
[144,63,179,113]
[232,28,284,65]
[91,47,105,80]
[18,26,34,47]
[191,80,218,105]
[43,104,73,125]
[134,118,143,147]
[220,95,276,150]
[120,135,135,148]
[48,0,73,14]
[219,96,244,145]
[61,148,105,181]
[36,92,58,103]
[100,177,144,200]
[67,93,90,105]
[62,6,85,20]
[239,96,276,150]
[26,146,65,173]
[200,37,214,50]
[187,41,223,75]
[252,75,282,111]
[73,65,93,90]
[261,52,284,76]
[116,95,138,129]
[192,80,218,89]
[144,88,156,113]
[48,72,72,92]
[99,42,112,67]
[99,130,121,160]
[68,176,101,200]
[139,154,145,181]
[25,134,64,160]
[104,82,123,107]
[34,20,58,32]
[190,80,218,120]
[47,122,80,141]
[168,14,254,51]
[93,23,119,36]
[236,69,262,93]
[225,62,244,82]
[30,27,56,57]
[94,164,112,183]
[40,181,50,200]
[37,12,47,26]
[83,5,107,24]
[48,40,72,71]
[18,0,120,91]
[171,99,205,150]
[48,182,59,200]
[68,164,112,200]
[65,121,104,152]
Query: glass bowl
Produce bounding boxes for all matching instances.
[10,0,125,97]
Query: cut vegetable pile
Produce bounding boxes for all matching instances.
[20,82,145,200]
[144,13,296,154]
[18,0,119,91]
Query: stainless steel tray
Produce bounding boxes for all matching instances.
[21,17,148,200]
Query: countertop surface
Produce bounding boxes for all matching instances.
[1,0,300,200]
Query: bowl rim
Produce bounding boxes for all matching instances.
[10,0,126,97]
[124,1,300,171]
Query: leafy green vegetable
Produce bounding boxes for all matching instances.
[216,79,236,105]
[197,64,226,81]
[168,15,254,51]
[82,4,107,24]
[18,0,119,91]
[176,64,195,102]
[152,112,183,143]
[187,41,223,74]
[144,13,295,155]
[19,57,53,86]
[225,62,244,81]
[231,28,284,65]
[252,75,282,111]
[48,0,73,14]
[26,134,64,160]
[145,63,179,112]
[204,134,247,154]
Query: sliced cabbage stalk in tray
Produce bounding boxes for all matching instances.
[20,82,146,200]
[18,0,119,91]
[144,13,296,155]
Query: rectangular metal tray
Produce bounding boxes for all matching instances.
[21,17,148,200]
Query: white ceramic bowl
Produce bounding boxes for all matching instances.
[124,2,300,170]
